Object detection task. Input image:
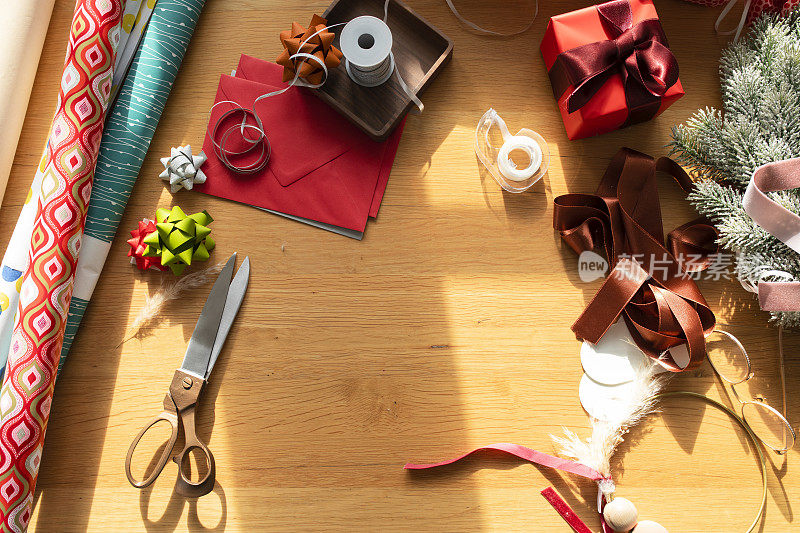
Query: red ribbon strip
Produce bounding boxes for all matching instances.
[553,148,717,371]
[404,443,603,480]
[547,0,679,125]
[541,487,594,533]
[406,444,610,530]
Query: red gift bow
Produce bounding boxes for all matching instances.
[553,148,718,371]
[547,0,679,125]
[127,219,168,271]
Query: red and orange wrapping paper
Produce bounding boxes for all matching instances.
[540,0,684,140]
[0,0,121,529]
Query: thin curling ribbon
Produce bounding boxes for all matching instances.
[208,19,344,173]
[212,0,422,172]
[742,157,800,312]
[553,148,718,371]
[0,0,122,529]
[546,0,679,127]
[693,0,800,42]
[445,0,538,36]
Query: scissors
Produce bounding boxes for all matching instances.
[125,253,249,497]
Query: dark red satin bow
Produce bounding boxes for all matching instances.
[548,0,679,125]
[553,148,717,371]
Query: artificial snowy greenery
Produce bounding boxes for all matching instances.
[670,12,800,328]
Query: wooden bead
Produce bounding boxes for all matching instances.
[603,497,638,532]
[633,520,668,533]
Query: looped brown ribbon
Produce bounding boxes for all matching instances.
[547,0,679,124]
[553,148,717,371]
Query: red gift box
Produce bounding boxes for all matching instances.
[540,0,684,140]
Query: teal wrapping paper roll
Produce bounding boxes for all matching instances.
[59,0,207,372]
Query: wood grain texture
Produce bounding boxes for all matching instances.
[0,0,796,530]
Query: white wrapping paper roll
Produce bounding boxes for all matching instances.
[0,0,57,209]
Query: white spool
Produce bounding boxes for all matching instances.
[340,16,394,87]
[497,135,543,182]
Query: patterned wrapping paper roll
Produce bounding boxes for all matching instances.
[0,0,208,380]
[0,0,149,360]
[60,0,208,372]
[0,0,58,211]
[0,0,123,530]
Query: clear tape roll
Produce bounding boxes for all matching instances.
[475,108,549,193]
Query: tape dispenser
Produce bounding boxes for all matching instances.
[475,108,549,193]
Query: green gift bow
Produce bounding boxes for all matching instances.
[143,206,215,275]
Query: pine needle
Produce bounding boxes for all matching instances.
[669,12,800,329]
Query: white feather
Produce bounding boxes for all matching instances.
[121,261,225,343]
[552,360,668,479]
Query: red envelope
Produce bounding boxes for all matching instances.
[197,74,385,232]
[235,55,404,217]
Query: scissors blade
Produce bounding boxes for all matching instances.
[180,253,236,378]
[204,256,249,378]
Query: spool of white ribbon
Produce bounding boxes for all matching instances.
[339,4,424,112]
[340,16,395,87]
[475,108,549,193]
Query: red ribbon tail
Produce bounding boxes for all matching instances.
[404,443,603,481]
[541,487,593,533]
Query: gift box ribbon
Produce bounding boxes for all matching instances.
[553,148,717,371]
[547,0,679,125]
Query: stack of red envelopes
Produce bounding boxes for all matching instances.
[195,55,403,239]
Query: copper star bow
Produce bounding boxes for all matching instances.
[553,148,718,371]
[276,14,343,85]
[547,0,679,125]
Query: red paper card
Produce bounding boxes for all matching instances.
[234,55,404,218]
[197,75,382,232]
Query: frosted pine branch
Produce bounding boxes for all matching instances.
[670,12,800,328]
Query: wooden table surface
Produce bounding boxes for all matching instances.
[2,0,797,531]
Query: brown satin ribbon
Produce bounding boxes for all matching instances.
[547,0,679,126]
[553,148,717,371]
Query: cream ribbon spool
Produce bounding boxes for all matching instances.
[340,16,395,87]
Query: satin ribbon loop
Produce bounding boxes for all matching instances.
[548,0,679,121]
[742,157,800,311]
[554,148,717,371]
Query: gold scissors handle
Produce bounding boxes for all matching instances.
[125,393,179,489]
[125,369,216,498]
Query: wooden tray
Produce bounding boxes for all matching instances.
[320,0,453,141]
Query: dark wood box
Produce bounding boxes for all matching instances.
[319,0,453,141]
